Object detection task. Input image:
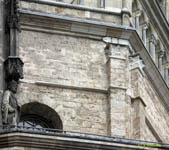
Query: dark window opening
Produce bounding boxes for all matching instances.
[19,102,63,130]
[19,114,54,129]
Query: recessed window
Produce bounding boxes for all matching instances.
[19,102,63,130]
[19,114,54,129]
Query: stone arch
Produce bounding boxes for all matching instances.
[20,102,63,129]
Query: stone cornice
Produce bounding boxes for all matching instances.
[0,128,168,149]
[21,0,131,16]
[139,0,169,51]
[18,9,169,112]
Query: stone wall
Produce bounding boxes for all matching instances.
[19,30,108,89]
[131,69,169,143]
[16,28,169,142]
[14,0,169,144]
[17,30,108,135]
[17,82,108,135]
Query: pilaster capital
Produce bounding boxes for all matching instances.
[129,53,145,75]
[149,34,156,44]
[141,21,149,30]
[157,50,165,58]
[164,62,169,69]
[133,8,142,17]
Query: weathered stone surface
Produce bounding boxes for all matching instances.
[19,30,108,89]
[17,82,108,135]
[16,28,169,143]
[20,1,122,24]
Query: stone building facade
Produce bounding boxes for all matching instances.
[0,0,169,149]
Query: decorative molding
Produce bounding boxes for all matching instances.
[0,129,167,149]
[129,54,145,76]
[26,80,108,94]
[132,8,142,17]
[20,0,129,16]
[103,37,135,55]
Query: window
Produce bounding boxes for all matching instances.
[19,114,54,129]
[19,102,63,130]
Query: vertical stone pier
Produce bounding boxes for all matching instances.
[105,44,128,137]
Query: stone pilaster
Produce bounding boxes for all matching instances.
[132,97,146,140]
[164,62,169,86]
[142,22,149,47]
[129,54,146,140]
[148,34,156,61]
[105,43,128,137]
[157,50,165,73]
[133,9,142,32]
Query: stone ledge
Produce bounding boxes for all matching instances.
[0,128,168,150]
[20,0,131,16]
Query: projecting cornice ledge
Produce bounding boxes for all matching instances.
[0,128,169,149]
[18,9,169,112]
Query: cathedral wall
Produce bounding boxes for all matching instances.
[13,0,169,144]
[16,29,169,142]
[17,30,109,135]
[19,30,108,89]
[131,69,169,143]
[17,82,108,135]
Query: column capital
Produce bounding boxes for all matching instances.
[156,50,165,58]
[133,8,142,17]
[164,62,169,69]
[149,34,156,44]
[141,21,149,30]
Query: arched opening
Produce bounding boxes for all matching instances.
[19,102,63,130]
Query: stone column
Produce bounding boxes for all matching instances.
[105,43,128,137]
[142,22,149,47]
[164,62,169,86]
[135,9,142,32]
[149,34,156,61]
[158,51,164,73]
